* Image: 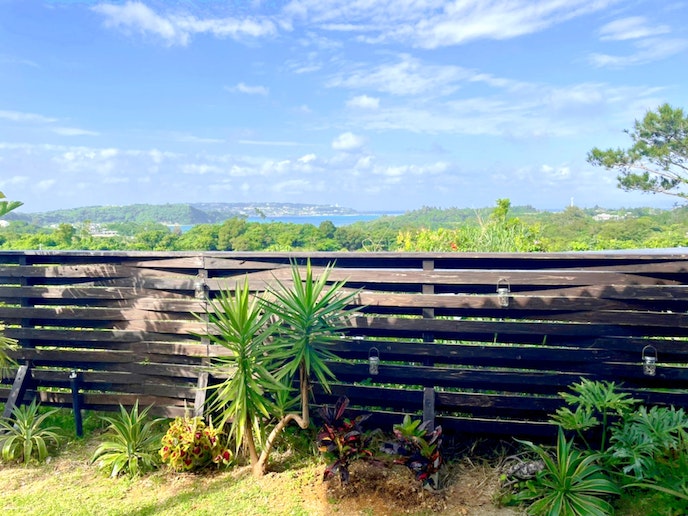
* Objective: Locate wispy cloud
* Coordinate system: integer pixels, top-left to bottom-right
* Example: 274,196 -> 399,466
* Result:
590,37 -> 688,67
590,15 -> 686,67
93,0 -> 620,50
173,133 -> 224,144
227,82 -> 270,95
328,54 -> 472,96
283,0 -> 622,48
598,16 -> 670,41
238,139 -> 301,146
346,95 -> 380,109
0,110 -> 57,123
93,1 -> 277,46
52,127 -> 100,136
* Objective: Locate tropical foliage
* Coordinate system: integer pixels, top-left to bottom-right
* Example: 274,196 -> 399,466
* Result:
514,429 -> 620,516
0,400 -> 62,464
317,396 -> 372,483
382,415 -> 443,487
203,260 -> 360,476
159,416 -> 232,471
90,402 -> 164,477
203,277 -> 284,472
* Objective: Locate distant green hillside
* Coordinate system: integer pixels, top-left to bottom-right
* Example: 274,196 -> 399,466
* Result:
5,202 -> 359,226
7,203 -> 213,225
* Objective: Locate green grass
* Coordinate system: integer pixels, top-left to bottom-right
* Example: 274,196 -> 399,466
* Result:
0,435 -> 322,515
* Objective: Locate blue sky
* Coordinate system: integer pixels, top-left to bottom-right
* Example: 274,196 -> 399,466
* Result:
1,0 -> 687,213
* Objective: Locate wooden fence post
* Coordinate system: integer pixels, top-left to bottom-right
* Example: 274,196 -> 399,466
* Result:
193,257 -> 210,418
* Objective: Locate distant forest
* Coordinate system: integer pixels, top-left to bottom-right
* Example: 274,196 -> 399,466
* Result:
1,200 -> 687,252
5,202 -> 357,226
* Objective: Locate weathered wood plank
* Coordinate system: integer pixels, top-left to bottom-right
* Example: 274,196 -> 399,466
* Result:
0,264 -> 131,279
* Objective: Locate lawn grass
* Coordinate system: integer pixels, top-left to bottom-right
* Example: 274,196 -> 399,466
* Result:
0,434 -> 324,516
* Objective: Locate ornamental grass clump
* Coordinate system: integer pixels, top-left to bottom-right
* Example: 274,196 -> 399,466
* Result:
160,416 -> 232,471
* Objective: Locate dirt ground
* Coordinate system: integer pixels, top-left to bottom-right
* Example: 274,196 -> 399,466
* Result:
306,458 -> 522,516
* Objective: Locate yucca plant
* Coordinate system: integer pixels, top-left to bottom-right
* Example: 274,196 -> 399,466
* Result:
0,400 -> 62,464
203,278 -> 285,473
90,401 -> 164,477
515,429 -> 620,516
0,333 -> 17,379
262,259 -> 361,425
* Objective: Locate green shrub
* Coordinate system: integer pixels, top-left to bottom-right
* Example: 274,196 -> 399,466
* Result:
317,396 -> 371,483
382,415 -> 443,487
90,401 -> 164,477
514,429 -> 620,516
0,400 -> 62,464
159,416 -> 232,471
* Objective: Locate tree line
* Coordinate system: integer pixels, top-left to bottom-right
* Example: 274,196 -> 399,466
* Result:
2,200 -> 688,252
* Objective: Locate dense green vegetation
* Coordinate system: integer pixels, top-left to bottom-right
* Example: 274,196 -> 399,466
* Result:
2,199 -> 687,252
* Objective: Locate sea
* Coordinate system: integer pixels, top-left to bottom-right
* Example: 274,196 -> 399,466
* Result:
171,212 -> 402,232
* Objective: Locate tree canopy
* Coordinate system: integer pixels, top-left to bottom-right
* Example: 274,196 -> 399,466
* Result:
587,104 -> 688,199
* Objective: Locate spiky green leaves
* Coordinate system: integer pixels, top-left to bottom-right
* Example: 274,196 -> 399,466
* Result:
262,259 -> 361,394
90,401 -> 164,477
0,400 -> 62,465
516,430 -> 620,516
204,278 -> 286,454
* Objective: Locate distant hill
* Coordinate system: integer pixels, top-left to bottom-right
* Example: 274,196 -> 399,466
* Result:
5,202 -> 359,226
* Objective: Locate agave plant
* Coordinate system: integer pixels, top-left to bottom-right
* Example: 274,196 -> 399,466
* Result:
515,429 -> 620,516
0,399 -> 62,464
90,401 -> 164,477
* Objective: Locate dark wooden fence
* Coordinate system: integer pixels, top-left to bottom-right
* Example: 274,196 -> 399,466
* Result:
1,250 -> 688,439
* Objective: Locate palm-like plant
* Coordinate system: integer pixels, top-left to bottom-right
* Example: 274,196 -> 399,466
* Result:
516,429 -> 620,516
262,259 -> 361,425
0,333 -> 17,379
0,400 -> 62,464
90,401 -> 164,477
205,278 -> 285,468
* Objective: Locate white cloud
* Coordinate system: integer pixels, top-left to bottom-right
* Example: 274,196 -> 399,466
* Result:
332,132 -> 365,151
173,133 -> 224,144
238,139 -> 301,146
0,110 -> 57,123
93,1 -> 276,46
36,179 -> 56,191
599,17 -> 670,41
346,95 -> 380,109
52,127 -> 100,136
590,37 -> 688,67
283,0 -> 621,49
228,82 -> 270,95
329,54 -> 471,96
298,153 -> 317,163
181,164 -> 223,175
